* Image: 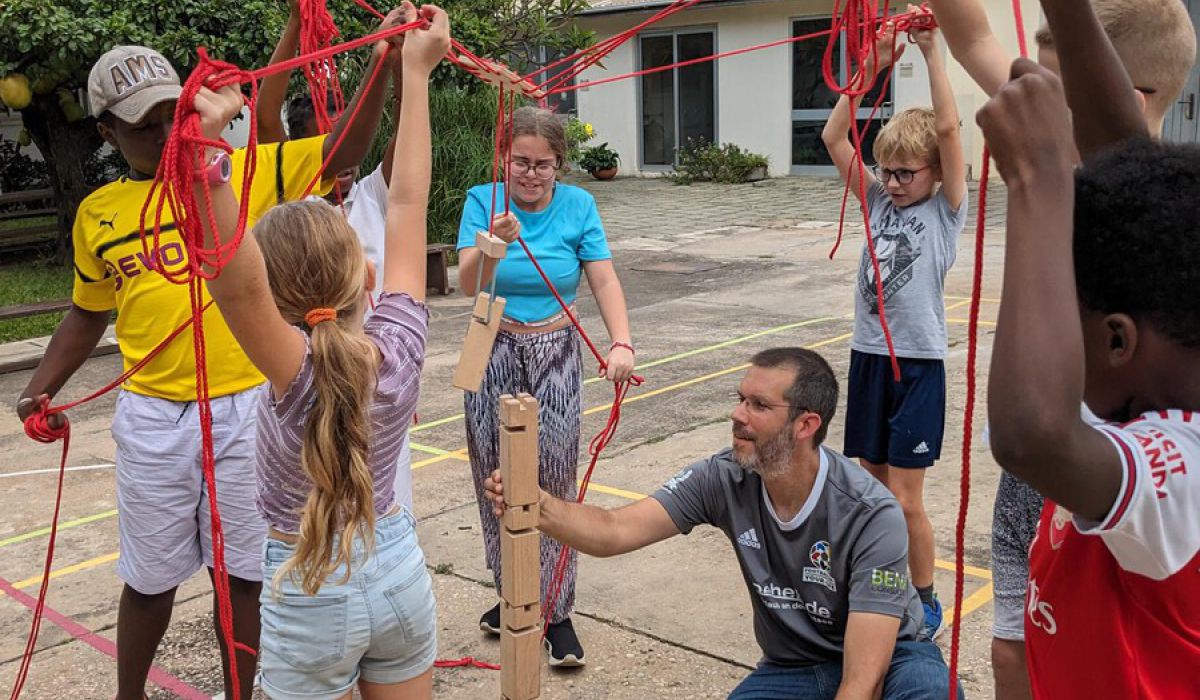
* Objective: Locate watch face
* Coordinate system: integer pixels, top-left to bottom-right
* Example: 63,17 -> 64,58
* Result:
218,154 -> 232,180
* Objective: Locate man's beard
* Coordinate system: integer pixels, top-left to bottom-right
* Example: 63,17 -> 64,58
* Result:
733,426 -> 795,477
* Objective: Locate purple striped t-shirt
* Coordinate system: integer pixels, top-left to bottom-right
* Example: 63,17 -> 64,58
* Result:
255,292 -> 428,534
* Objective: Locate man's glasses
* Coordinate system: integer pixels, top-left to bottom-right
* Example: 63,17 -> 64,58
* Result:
873,165 -> 929,185
731,391 -> 809,416
510,160 -> 559,179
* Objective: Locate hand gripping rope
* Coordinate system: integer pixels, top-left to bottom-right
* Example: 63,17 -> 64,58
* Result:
11,0 -> 1018,693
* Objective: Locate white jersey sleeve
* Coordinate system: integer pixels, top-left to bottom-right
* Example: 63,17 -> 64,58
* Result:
1075,410 -> 1200,580
344,165 -> 390,298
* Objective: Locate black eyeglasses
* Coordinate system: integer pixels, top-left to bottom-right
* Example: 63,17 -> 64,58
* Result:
732,391 -> 810,415
873,165 -> 930,185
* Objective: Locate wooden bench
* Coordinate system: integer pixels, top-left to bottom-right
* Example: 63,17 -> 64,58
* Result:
426,242 -> 455,296
0,188 -> 59,253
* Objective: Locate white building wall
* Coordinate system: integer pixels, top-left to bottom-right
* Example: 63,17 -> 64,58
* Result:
576,0 -> 1039,178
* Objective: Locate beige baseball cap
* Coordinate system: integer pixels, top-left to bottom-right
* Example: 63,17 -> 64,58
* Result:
88,46 -> 182,123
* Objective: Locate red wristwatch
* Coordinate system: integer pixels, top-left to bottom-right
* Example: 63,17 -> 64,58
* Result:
196,151 -> 232,185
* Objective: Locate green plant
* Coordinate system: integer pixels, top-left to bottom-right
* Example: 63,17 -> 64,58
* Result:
578,142 -> 619,172
564,117 -> 595,164
0,137 -> 48,192
669,139 -> 769,185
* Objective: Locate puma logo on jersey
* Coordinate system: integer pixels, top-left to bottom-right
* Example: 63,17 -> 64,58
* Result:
913,441 -> 930,455
99,215 -> 117,230
737,528 -> 761,550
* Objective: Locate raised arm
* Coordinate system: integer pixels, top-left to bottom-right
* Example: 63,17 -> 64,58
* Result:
822,24 -> 905,206
321,7 -> 408,176
380,54 -> 404,185
484,470 -> 681,557
1037,0 -> 1146,157
382,2 -> 447,301
257,0 -> 302,144
978,60 -> 1125,521
914,24 -> 966,210
193,86 -> 305,392
926,0 -> 1012,96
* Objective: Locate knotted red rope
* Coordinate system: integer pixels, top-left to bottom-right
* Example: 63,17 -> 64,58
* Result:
298,0 -> 346,133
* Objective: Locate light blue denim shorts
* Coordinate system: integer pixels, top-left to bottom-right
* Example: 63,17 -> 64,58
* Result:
259,510 -> 438,699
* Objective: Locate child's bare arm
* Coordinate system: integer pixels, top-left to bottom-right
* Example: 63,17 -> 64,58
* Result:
979,61 -> 1125,522
194,86 -> 306,391
821,25 -> 904,206
915,27 -> 966,210
383,3 -> 448,300
1038,0 -> 1147,157
258,0 -> 301,144
926,0 -> 1012,96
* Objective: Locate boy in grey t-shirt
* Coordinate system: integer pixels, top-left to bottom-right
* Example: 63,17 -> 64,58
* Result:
821,23 -> 968,640
483,348 -> 961,699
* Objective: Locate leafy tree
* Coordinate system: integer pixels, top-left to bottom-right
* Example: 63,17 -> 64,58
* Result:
0,0 -> 591,260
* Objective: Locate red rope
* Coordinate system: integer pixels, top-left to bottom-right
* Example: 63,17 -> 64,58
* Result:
434,656 -> 502,671
298,0 -> 345,133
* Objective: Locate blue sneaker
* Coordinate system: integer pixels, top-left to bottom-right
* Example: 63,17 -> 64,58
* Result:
922,595 -> 946,640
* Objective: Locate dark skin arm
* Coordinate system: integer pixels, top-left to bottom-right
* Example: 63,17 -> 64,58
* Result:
380,55 -> 403,185
1037,0 -> 1147,157
16,306 -> 112,427
257,0 -> 302,144
320,7 -> 407,176
978,60 -> 1124,521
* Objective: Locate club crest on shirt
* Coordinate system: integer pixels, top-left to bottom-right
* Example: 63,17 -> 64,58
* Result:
802,540 -> 837,592
1049,504 -> 1073,550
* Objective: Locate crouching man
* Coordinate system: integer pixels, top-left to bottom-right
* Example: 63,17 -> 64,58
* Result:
485,347 -> 963,699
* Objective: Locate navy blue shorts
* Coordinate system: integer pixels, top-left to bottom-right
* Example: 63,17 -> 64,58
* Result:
844,350 -> 946,468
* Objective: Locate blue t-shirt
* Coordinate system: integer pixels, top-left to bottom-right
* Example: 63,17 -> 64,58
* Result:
456,183 -> 612,323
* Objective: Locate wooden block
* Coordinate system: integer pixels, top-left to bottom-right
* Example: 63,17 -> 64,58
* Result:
502,502 -> 539,531
498,393 -> 538,430
452,293 -> 506,393
475,230 -> 509,259
500,530 -> 540,607
499,426 -> 539,507
500,627 -> 541,700
501,600 -> 541,631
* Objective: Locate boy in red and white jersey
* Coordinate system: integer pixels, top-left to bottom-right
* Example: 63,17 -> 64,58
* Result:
976,0 -> 1200,695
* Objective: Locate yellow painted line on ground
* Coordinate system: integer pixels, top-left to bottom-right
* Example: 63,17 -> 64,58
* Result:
945,295 -> 1001,304
583,481 -> 649,501
0,551 -> 121,598
409,442 -> 450,456
0,509 -> 120,550
943,299 -> 972,313
935,560 -> 993,581
411,316 -> 847,434
412,448 -> 469,471
945,583 -> 994,626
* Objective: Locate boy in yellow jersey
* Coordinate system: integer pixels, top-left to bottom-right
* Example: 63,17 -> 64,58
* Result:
14,30 -> 401,700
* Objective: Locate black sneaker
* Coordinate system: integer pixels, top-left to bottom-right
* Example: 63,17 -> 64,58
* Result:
544,617 -> 585,667
479,603 -> 501,636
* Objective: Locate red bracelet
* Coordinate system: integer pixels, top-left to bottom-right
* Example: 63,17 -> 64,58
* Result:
610,341 -> 635,355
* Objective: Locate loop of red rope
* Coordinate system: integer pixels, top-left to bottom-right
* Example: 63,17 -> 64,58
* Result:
299,0 -> 346,133
434,656 -> 502,671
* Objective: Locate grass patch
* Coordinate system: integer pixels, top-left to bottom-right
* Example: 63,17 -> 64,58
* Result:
0,259 -> 73,343
0,215 -> 55,232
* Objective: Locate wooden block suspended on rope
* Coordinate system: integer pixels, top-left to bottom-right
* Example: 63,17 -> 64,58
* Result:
502,502 -> 539,531
502,600 -> 541,631
499,394 -> 540,507
500,529 -> 540,607
476,230 -> 509,259
474,57 -> 547,100
500,626 -> 541,700
452,293 -> 506,393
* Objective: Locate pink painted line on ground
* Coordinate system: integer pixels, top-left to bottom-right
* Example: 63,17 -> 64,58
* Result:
0,577 -> 210,700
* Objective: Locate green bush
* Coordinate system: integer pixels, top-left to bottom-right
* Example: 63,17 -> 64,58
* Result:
564,117 -> 595,165
360,87 -> 516,245
669,139 -> 769,185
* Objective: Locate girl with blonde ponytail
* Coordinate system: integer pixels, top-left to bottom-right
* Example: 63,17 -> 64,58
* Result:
192,4 -> 450,698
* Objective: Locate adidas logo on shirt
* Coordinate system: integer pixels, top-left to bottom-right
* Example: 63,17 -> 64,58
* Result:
737,528 -> 761,550
913,441 -> 930,455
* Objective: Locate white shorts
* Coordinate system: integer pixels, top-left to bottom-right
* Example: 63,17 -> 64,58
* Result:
112,387 -> 267,594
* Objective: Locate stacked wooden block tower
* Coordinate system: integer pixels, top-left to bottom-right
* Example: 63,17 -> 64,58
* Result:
499,393 -> 541,700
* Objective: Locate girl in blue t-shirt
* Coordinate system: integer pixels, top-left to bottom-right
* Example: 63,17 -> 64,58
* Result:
457,106 -> 635,667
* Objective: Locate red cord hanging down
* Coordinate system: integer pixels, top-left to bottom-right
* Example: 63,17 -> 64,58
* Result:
298,0 -> 346,133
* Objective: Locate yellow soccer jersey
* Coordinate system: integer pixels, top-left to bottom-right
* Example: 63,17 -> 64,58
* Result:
72,135 -> 332,402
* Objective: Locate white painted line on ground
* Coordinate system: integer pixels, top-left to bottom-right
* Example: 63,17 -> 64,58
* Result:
0,463 -> 115,479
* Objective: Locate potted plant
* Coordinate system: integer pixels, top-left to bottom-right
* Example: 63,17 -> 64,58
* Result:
579,143 -> 620,180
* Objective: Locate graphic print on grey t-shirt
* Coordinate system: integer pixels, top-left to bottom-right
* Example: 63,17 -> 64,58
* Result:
651,446 -> 924,666
858,207 -> 926,316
